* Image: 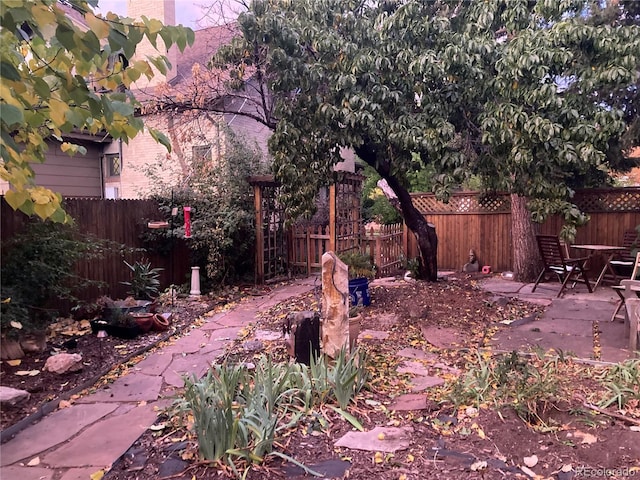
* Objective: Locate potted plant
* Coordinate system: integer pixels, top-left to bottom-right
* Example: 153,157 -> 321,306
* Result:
339,251 -> 375,307
90,297 -> 143,339
121,259 -> 163,300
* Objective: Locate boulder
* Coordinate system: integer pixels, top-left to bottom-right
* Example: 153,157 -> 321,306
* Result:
44,353 -> 83,374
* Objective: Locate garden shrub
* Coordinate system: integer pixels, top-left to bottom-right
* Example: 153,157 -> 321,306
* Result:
0,220 -> 111,336
142,128 -> 267,288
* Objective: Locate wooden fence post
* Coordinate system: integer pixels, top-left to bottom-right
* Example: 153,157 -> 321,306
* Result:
253,184 -> 264,284
329,184 -> 336,252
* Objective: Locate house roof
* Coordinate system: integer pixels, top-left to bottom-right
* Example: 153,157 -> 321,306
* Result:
171,24 -> 238,88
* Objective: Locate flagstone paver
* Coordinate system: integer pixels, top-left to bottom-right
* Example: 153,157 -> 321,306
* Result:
59,467 -> 102,480
0,403 -> 119,466
41,403 -> 158,468
334,426 -> 413,452
388,393 -> 431,411
76,372 -> 163,403
1,466 -> 54,480
163,329 -> 209,354
420,325 -> 463,349
134,351 -> 173,376
396,347 -> 438,361
163,353 -> 214,388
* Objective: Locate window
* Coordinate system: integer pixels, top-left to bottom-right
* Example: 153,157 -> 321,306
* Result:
192,144 -> 212,163
105,153 -> 121,177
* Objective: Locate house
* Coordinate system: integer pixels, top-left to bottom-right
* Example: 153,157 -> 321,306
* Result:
0,1 -> 354,200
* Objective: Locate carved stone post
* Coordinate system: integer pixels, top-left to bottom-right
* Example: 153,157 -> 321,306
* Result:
321,251 -> 349,358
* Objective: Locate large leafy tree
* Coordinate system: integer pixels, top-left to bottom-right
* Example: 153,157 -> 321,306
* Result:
149,0 -> 638,280
0,0 -> 194,221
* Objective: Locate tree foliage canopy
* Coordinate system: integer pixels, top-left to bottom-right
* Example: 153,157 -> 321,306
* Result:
219,0 -> 639,223
0,0 -> 194,221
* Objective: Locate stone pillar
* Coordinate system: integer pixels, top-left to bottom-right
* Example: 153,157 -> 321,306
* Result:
321,251 -> 349,358
190,266 -> 201,297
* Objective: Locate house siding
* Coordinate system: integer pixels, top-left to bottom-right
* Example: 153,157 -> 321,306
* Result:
0,141 -> 104,197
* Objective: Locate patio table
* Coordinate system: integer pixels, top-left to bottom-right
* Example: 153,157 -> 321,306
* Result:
570,244 -> 626,291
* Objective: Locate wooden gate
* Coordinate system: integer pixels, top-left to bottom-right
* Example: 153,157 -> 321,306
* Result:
250,173 -> 367,283
250,176 -> 288,284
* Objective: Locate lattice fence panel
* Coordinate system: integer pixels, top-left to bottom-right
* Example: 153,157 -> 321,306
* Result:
411,192 -> 511,214
573,188 -> 640,212
411,188 -> 640,214
335,173 -> 365,254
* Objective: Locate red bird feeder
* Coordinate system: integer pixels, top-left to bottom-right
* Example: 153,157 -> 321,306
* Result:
183,206 -> 192,238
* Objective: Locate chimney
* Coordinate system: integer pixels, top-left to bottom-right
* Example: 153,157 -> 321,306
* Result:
127,0 -> 178,88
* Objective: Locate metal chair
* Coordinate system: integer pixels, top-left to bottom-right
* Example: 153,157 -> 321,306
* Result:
532,234 -> 592,297
610,251 -> 640,322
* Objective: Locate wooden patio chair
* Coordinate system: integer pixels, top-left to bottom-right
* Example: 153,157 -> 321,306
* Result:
609,230 -> 639,281
532,234 -> 592,298
610,251 -> 640,322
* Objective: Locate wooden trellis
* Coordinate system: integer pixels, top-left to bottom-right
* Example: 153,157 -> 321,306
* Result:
250,173 -> 365,283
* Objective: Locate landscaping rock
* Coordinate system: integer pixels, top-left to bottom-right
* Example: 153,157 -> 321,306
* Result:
44,353 -> 83,374
0,386 -> 30,407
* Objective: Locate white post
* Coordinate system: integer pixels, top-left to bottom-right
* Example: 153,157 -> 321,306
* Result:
190,266 -> 201,297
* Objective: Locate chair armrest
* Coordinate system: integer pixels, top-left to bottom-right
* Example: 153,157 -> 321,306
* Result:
620,280 -> 640,298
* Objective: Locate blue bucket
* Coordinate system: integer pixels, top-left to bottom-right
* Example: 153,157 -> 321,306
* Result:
348,277 -> 371,306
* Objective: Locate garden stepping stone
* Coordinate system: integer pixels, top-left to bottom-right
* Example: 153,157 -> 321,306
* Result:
0,403 -> 119,466
358,329 -> 389,341
397,360 -> 431,376
420,325 -> 462,349
334,426 -> 412,452
388,393 -> 431,411
158,456 -> 189,478
396,347 -> 438,361
409,375 -> 445,392
76,372 -> 163,403
253,329 -> 282,341
283,458 -> 351,478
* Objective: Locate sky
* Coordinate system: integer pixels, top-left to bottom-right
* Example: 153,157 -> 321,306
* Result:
94,0 -> 241,30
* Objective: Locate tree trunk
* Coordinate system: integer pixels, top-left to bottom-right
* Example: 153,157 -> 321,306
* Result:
511,193 -> 541,282
354,145 -> 438,281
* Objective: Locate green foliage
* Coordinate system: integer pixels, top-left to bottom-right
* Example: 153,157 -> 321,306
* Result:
0,220 -> 112,335
217,0 -> 640,280
338,251 -> 375,280
449,351 -> 564,425
361,165 -> 401,225
143,129 -> 267,287
173,351 -> 369,474
121,260 -> 163,300
0,0 -> 194,222
597,360 -> 640,409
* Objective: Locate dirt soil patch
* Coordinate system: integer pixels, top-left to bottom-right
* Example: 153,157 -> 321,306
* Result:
3,275 -> 639,479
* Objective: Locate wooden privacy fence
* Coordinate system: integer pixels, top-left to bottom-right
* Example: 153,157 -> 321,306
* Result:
408,187 -> 640,273
1,197 -> 190,314
362,223 -> 408,277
